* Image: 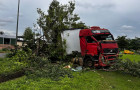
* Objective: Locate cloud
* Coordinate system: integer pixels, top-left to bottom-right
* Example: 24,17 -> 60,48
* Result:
0,1 -> 2,5
0,0 -> 140,39
0,0 -> 10,11
0,0 -> 4,5
116,25 -> 135,38
121,25 -> 134,30
0,17 -> 14,23
114,24 -> 140,38
76,1 -> 114,9
0,22 -> 6,26
75,0 -> 115,14
0,1 -> 4,10
0,17 -> 15,27
116,25 -> 134,33
113,0 -> 140,13
0,28 -> 16,36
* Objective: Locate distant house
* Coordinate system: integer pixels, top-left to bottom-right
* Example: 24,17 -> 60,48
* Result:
0,34 -> 16,49
17,36 -> 26,46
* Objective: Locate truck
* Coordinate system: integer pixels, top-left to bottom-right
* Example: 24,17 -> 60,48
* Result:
61,26 -> 119,67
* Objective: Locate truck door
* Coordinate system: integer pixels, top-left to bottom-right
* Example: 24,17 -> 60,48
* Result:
86,36 -> 98,56
80,36 -> 87,56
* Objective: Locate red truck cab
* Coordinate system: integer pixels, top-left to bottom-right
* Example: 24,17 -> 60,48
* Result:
79,26 -> 119,67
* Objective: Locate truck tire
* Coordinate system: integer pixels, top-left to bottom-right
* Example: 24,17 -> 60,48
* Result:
84,58 -> 93,68
71,57 -> 83,66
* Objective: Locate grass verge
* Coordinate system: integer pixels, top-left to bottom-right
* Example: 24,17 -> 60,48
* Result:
98,71 -> 140,90
0,71 -> 109,90
0,58 -> 27,83
1,70 -> 140,90
120,54 -> 140,62
0,58 -> 26,76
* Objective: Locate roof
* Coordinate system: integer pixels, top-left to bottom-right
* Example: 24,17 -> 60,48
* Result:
17,36 -> 24,38
79,26 -> 111,37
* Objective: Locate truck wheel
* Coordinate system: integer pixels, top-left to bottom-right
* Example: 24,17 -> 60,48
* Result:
85,58 -> 93,68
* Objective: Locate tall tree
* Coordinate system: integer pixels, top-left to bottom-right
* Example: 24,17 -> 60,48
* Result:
36,0 -> 87,59
116,36 -> 129,50
23,27 -> 34,49
37,0 -> 86,44
129,37 -> 140,51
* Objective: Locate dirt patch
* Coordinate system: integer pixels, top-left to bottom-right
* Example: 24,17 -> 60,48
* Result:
0,70 -> 25,83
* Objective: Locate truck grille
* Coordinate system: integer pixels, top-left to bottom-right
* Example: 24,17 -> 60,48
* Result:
108,60 -> 115,63
108,56 -> 116,59
103,48 -> 118,54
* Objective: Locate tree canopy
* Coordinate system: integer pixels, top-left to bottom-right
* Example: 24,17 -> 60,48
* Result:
116,36 -> 140,51
37,0 -> 87,44
22,0 -> 87,58
23,27 -> 34,49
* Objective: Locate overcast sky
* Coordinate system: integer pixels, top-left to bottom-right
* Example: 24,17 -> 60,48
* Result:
0,0 -> 140,38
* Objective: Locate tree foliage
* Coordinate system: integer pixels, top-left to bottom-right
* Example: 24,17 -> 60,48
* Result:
37,0 -> 87,44
35,0 -> 87,60
23,27 -> 34,49
116,36 -> 129,50
116,36 -> 140,51
111,59 -> 140,77
22,0 -> 87,60
129,37 -> 140,51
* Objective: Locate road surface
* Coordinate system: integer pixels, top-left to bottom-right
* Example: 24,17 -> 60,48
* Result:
0,53 -> 6,58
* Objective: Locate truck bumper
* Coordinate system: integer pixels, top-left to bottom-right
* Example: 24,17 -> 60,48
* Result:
99,54 -> 118,67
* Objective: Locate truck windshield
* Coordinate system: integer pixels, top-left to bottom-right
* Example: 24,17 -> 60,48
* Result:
93,34 -> 113,41
91,30 -> 110,33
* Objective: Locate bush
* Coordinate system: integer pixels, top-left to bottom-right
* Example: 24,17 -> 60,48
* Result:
4,47 -> 72,81
6,49 -> 16,58
2,48 -> 9,51
0,58 -> 26,77
111,59 -> 140,77
6,48 -> 33,64
0,48 -> 32,77
26,57 -> 73,81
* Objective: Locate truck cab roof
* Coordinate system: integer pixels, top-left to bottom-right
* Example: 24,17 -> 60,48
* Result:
79,26 -> 111,37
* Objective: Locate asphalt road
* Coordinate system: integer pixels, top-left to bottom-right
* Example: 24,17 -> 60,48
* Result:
0,53 -> 6,58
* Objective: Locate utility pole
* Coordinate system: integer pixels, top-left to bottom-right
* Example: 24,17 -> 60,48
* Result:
16,0 -> 20,47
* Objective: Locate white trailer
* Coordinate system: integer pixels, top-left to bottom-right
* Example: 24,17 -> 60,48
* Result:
61,29 -> 81,54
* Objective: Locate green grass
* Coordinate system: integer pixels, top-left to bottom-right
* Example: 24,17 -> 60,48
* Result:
0,58 -> 26,75
0,70 -> 140,90
0,50 -> 10,53
120,54 -> 140,62
0,53 -> 140,89
0,71 -> 109,90
98,71 -> 140,90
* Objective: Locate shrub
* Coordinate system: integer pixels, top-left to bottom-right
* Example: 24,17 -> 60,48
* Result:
7,48 -> 33,64
5,47 -> 72,81
111,59 -> 140,77
0,58 -> 26,77
26,57 -> 73,81
2,48 -> 9,51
